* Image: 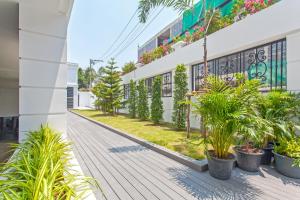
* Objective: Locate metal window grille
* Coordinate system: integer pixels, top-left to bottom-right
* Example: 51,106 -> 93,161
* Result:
145,77 -> 154,98
192,39 -> 287,91
123,84 -> 130,99
162,72 -> 172,97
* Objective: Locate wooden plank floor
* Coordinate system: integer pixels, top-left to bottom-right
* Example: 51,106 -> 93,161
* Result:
67,112 -> 300,200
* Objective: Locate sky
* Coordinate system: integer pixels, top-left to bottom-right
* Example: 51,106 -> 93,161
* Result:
67,0 -> 179,71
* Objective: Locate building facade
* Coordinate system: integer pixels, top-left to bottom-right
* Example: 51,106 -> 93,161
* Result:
67,63 -> 79,109
0,0 -> 74,142
121,0 -> 300,129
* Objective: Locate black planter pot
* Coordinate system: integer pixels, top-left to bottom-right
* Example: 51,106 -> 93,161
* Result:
261,145 -> 274,165
234,147 -> 264,172
273,151 -> 300,179
207,151 -> 236,180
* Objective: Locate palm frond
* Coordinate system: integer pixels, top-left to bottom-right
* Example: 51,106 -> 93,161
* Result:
138,0 -> 194,23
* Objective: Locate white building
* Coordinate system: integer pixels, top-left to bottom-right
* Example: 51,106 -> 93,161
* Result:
121,0 -> 300,129
0,0 -> 74,142
67,62 -> 79,109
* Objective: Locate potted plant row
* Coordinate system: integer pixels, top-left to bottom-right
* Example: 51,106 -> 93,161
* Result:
194,76 -> 300,180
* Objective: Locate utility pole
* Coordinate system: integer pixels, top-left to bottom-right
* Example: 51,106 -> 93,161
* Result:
89,59 -> 103,90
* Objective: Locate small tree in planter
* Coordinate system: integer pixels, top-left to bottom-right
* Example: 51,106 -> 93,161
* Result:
172,64 -> 188,130
151,76 -> 164,124
128,80 -> 137,118
193,76 -> 263,180
137,79 -> 149,120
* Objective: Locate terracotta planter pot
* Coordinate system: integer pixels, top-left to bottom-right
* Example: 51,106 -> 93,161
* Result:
207,151 -> 235,180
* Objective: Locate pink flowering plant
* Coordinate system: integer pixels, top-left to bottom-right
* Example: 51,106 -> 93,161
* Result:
245,0 -> 272,14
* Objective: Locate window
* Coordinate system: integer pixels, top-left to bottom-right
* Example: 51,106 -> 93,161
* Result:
67,87 -> 74,109
123,84 -> 130,99
162,72 -> 172,97
145,77 -> 154,97
192,39 -> 287,91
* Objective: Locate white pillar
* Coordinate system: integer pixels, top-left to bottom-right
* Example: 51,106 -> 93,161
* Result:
18,0 -> 73,142
287,30 -> 300,92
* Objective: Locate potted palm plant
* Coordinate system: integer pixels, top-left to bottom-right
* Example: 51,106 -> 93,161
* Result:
258,91 -> 300,165
273,136 -> 300,179
194,77 -> 261,179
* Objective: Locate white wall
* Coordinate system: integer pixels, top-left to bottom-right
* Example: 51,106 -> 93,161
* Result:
121,0 -> 300,129
78,92 -> 95,108
19,0 -> 74,141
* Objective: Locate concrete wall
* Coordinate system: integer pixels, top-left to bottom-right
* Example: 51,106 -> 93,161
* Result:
19,0 -> 74,141
121,0 -> 300,128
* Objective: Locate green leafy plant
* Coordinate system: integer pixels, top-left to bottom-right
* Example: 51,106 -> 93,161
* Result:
0,126 -> 97,199
128,80 -> 137,118
193,76 -> 262,158
172,64 -> 188,129
258,90 -> 300,146
151,76 -> 164,124
274,136 -> 300,168
122,61 -> 136,75
137,79 -> 149,120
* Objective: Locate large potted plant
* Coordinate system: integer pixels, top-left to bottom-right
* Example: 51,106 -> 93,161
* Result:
258,91 -> 300,165
194,77 -> 261,180
273,136 -> 300,179
231,78 -> 268,172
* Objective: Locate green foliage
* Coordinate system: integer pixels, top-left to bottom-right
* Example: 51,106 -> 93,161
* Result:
78,67 -> 87,89
151,76 -> 164,124
122,62 -> 136,75
0,126 -> 96,199
128,80 -> 137,118
193,76 -> 263,158
137,79 -> 149,120
93,58 -> 122,115
258,91 -> 300,143
84,67 -> 97,88
274,136 -> 300,168
172,64 -> 188,129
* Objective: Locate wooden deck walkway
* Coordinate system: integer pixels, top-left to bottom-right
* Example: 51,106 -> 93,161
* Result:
67,112 -> 300,200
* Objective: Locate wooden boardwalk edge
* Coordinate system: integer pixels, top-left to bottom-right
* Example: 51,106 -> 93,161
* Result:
70,110 -> 208,172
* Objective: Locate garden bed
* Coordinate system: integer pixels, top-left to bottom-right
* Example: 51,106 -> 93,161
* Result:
72,110 -> 205,160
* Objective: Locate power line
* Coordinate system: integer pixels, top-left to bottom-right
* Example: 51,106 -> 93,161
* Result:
114,7 -> 165,59
103,22 -> 142,60
103,7 -> 159,61
101,8 -> 138,59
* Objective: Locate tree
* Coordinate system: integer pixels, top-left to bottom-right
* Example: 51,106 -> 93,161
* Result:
151,76 -> 163,124
128,80 -> 137,118
137,79 -> 149,120
84,67 -> 97,88
78,67 -> 87,89
95,58 -> 122,115
122,62 -> 136,75
172,64 -> 188,130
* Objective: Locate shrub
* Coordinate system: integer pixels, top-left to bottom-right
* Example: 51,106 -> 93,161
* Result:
128,80 -> 137,118
122,62 -> 136,75
151,76 -> 164,124
172,64 -> 188,129
275,136 -> 300,167
137,79 -> 149,120
0,126 -> 96,199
